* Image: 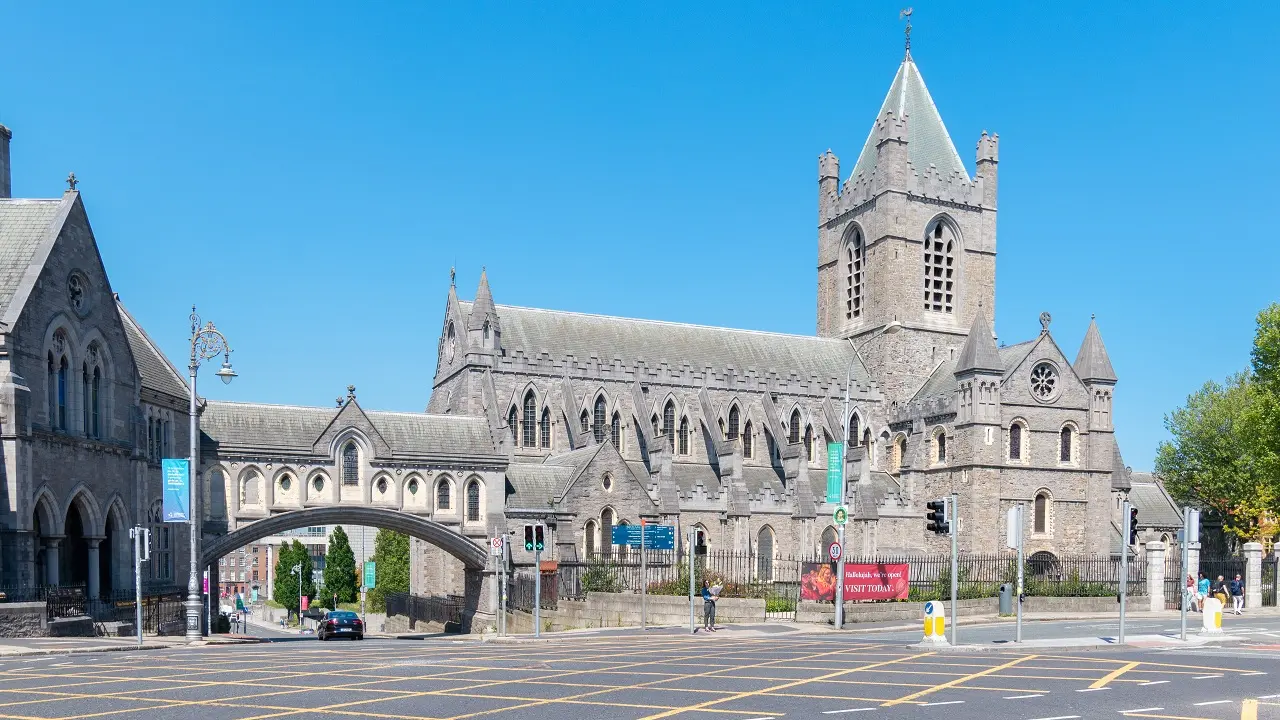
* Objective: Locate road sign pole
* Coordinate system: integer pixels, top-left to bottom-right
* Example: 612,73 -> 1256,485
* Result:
131,526 -> 144,647
950,494 -> 958,646
836,367 -> 851,630
533,538 -> 542,639
1016,504 -> 1024,644
688,528 -> 695,634
641,521 -> 647,631
1120,500 -> 1131,644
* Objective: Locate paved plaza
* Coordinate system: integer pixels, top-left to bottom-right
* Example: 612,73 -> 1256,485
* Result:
0,628 -> 1275,720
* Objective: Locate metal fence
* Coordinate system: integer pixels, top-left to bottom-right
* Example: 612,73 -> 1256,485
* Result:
0,584 -> 187,630
385,592 -> 464,627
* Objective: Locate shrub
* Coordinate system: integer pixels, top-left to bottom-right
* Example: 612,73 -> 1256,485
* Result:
582,562 -> 623,594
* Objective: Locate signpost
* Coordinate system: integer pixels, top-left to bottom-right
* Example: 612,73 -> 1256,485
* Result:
1006,504 -> 1024,642
161,459 -> 191,522
128,526 -> 150,647
825,443 -> 844,504
611,524 -> 676,630
828,542 -> 842,562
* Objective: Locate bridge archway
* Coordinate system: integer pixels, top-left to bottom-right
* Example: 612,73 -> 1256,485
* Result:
201,506 -> 488,569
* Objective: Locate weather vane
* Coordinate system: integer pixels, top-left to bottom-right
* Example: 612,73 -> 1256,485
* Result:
900,7 -> 913,58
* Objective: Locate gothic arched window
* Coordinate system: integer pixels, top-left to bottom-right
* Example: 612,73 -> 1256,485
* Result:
436,479 -> 451,510
847,228 -> 865,320
757,526 -> 775,580
848,414 -> 860,446
610,411 -> 621,448
91,366 -> 101,438
934,428 -> 947,464
662,400 -> 675,438
539,408 -> 551,449
523,391 -> 537,447
47,353 -> 56,428
1009,422 -> 1024,461
789,409 -> 801,444
677,417 -> 690,455
584,520 -> 597,556
804,425 -> 814,462
727,405 -> 740,441
57,356 -> 68,431
743,421 -> 754,458
507,407 -> 518,445
81,363 -> 90,436
466,480 -> 481,522
342,442 -> 359,485
924,220 -> 956,314
601,508 -> 615,558
580,409 -> 590,434
593,396 -> 607,444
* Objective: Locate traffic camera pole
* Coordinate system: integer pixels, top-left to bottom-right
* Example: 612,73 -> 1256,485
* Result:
1119,500 -> 1131,644
950,493 -> 958,646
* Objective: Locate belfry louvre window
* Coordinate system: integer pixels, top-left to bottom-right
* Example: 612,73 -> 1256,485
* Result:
923,221 -> 955,313
847,231 -> 865,319
342,443 -> 359,485
523,391 -> 537,447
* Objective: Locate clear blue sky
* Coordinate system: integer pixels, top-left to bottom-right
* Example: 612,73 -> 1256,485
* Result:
2,2 -> 1276,471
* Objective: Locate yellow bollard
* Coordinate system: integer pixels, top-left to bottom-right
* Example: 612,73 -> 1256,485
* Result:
920,601 -> 949,646
1200,597 -> 1224,635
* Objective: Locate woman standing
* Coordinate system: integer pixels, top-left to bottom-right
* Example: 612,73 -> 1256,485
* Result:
701,580 -> 718,632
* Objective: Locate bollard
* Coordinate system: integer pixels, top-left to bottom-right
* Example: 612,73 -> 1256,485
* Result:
921,601 -> 950,646
1200,596 -> 1224,635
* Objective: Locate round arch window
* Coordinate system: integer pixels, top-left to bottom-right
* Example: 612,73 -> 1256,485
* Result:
312,476 -> 324,493
408,479 -> 419,495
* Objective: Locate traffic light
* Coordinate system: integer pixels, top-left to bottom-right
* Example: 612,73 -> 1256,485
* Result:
1129,507 -> 1139,545
534,525 -> 545,552
523,524 -> 534,552
926,499 -> 949,535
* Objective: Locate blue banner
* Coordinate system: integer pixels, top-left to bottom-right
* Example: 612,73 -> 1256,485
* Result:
610,524 -> 676,550
162,459 -> 190,522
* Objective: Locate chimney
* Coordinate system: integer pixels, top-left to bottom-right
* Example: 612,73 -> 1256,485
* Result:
0,124 -> 10,199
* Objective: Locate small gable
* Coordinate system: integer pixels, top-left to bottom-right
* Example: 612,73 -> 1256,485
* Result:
312,392 -> 392,458
1000,333 -> 1090,409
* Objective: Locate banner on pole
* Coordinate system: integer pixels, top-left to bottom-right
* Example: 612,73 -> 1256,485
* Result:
363,561 -> 376,590
800,562 -> 910,601
161,459 -> 190,522
825,442 -> 844,504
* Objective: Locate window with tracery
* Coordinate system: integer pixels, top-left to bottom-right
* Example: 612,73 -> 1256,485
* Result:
847,230 -> 865,319
436,479 -> 450,510
466,480 -> 481,521
342,443 -> 359,485
507,407 -> 518,444
523,391 -> 537,447
923,220 -> 955,313
1030,363 -> 1058,401
610,412 -> 620,448
581,410 -> 590,434
662,400 -> 675,438
848,414 -> 860,446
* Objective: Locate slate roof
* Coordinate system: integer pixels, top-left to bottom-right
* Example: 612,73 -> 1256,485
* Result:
911,340 -> 1035,401
201,400 -> 500,461
1074,317 -> 1117,383
505,464 -> 573,509
0,198 -> 63,320
117,300 -> 189,400
1129,474 -> 1183,528
462,302 -> 867,385
850,58 -> 969,182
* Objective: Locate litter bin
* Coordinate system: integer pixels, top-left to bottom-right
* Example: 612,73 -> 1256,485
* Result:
999,583 -> 1013,615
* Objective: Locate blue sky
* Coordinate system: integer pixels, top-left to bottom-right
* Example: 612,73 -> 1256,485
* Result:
2,2 -> 1276,470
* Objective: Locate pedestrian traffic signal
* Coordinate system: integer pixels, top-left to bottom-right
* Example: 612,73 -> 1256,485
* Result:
1129,507 -> 1139,545
926,499 -> 949,535
523,524 -> 534,552
534,525 -> 545,552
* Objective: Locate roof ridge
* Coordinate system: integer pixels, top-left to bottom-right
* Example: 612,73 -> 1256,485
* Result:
206,399 -> 337,412
0,198 -> 62,204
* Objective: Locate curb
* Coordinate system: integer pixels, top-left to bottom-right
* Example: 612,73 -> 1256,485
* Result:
0,643 -> 171,658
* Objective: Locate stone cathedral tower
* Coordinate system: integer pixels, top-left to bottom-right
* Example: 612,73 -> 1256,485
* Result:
816,44 -> 999,405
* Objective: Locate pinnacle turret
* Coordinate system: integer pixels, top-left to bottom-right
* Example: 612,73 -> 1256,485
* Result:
954,310 -> 1002,375
468,267 -> 498,331
1074,316 -> 1116,383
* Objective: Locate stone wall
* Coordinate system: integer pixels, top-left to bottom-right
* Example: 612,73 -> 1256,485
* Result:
503,592 -> 765,633
0,602 -> 47,637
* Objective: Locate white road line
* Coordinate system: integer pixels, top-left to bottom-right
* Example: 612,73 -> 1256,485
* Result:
1243,672 -> 1268,676
1003,694 -> 1045,699
1258,694 -> 1280,699
1140,680 -> 1170,686
822,710 -> 875,715
740,717 -> 776,720
1076,687 -> 1110,692
920,701 -> 965,706
1193,674 -> 1222,679
1194,700 -> 1233,706
1028,716 -> 1080,720
1118,709 -> 1162,715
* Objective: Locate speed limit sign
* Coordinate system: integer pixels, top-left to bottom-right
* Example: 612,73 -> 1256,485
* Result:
828,542 -> 842,561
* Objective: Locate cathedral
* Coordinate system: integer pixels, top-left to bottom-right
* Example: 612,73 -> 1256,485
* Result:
424,43 -> 1134,571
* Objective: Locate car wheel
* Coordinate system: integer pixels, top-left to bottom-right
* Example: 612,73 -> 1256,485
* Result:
355,635 -> 363,641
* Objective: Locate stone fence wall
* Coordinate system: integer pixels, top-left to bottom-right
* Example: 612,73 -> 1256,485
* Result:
0,603 -> 46,637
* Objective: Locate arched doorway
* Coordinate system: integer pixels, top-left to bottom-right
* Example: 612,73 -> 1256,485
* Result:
32,507 -> 46,586
101,509 -> 121,596
63,502 -> 89,587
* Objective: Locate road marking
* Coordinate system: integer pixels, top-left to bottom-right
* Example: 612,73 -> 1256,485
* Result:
920,700 -> 964,706
740,717 -> 776,720
1090,661 -> 1141,689
1242,672 -> 1267,676
1193,675 -> 1222,679
1257,693 -> 1280,699
1004,694 -> 1045,699
1194,700 -> 1232,706
1027,716 -> 1080,720
821,709 -> 875,715
881,653 -> 1038,707
1119,709 -> 1163,714
1243,699 -> 1258,720
1141,680 -> 1170,686
1076,687 -> 1110,692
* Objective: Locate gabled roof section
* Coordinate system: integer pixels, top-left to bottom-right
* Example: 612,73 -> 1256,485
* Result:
0,196 -> 71,323
468,268 -> 497,331
1074,317 -> 1117,383
117,299 -> 189,400
850,58 -> 968,182
911,340 -> 1035,401
462,302 -> 868,386
954,310 -> 1002,375
312,393 -> 392,457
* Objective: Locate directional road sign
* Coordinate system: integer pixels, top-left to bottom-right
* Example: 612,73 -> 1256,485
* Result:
611,524 -> 676,550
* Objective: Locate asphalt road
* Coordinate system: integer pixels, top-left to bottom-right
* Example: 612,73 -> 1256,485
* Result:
0,630 -> 1275,720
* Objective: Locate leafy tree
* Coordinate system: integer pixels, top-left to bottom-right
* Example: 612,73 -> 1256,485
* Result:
1157,304 -> 1280,544
366,529 -> 409,612
272,540 -> 317,616
320,526 -> 358,608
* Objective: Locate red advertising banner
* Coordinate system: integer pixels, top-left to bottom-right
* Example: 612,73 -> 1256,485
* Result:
800,562 -> 910,601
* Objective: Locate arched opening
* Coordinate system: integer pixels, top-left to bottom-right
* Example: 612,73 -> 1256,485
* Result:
1029,551 -> 1060,579
757,526 -> 775,581
678,417 -> 690,455
435,477 -> 452,511
101,507 -> 121,596
1034,491 -> 1049,533
848,414 -> 860,446
846,228 -> 865,320
601,508 -> 616,559
1059,426 -> 1074,463
609,411 -> 621,449
727,405 -> 740,441
743,421 -> 754,458
662,400 -> 675,439
593,396 -> 607,444
63,501 -> 89,587
465,479 -> 481,522
507,407 -> 518,445
32,505 -> 49,585
924,219 -> 956,314
820,526 -> 838,556
540,408 -> 552,449
584,519 -> 597,556
523,391 -> 538,447
789,409 -> 801,444
1009,422 -> 1024,461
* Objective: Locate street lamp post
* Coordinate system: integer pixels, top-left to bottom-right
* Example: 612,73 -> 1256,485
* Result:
185,306 -> 237,642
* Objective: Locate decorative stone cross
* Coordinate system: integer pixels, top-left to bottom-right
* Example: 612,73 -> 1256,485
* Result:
347,384 -> 356,399
66,172 -> 78,191
1040,312 -> 1052,335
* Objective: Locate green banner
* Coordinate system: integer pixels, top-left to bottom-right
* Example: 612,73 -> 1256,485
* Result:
826,442 -> 844,504
363,561 -> 376,590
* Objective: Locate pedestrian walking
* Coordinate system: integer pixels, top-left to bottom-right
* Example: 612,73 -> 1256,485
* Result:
701,580 -> 718,632
1230,574 -> 1245,614
1185,574 -> 1197,612
1196,572 -> 1210,612
1215,575 -> 1229,607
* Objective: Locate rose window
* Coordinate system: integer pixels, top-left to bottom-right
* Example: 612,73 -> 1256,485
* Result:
1030,363 -> 1058,400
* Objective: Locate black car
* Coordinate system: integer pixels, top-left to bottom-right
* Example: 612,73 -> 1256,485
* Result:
317,610 -> 364,641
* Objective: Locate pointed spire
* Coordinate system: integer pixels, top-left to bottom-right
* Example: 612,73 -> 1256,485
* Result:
955,310 -> 1002,375
848,45 -> 968,182
1074,315 -> 1117,383
468,267 -> 498,331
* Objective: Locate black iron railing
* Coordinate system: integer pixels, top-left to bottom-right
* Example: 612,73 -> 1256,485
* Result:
385,592 -> 463,627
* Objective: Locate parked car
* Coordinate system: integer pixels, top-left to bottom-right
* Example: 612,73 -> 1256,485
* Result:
317,610 -> 364,641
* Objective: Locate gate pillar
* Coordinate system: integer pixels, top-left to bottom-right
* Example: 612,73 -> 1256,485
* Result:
462,567 -> 497,634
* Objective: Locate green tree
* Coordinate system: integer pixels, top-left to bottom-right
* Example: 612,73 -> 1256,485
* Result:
320,526 -> 357,609
366,529 -> 409,612
1157,304 -> 1280,544
272,540 -> 317,616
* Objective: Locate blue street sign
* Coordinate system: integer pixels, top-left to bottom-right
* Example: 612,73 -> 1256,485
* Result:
610,524 -> 676,550
161,459 -> 190,522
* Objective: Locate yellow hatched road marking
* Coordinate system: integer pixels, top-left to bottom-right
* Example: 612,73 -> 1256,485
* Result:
1242,698 -> 1258,720
1090,661 -> 1141,689
881,654 -> 1037,706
